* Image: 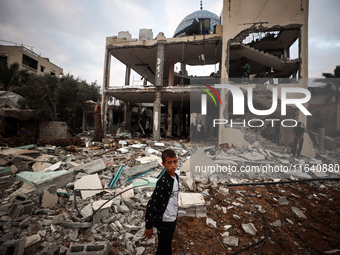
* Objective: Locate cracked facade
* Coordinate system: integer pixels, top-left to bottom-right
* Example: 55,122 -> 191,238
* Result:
101,0 -> 309,146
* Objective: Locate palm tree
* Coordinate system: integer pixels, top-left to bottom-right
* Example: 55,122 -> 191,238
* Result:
316,65 -> 340,103
0,60 -> 30,91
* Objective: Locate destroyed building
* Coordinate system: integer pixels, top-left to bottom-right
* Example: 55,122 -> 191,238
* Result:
101,0 -> 309,149
1,1 -> 339,255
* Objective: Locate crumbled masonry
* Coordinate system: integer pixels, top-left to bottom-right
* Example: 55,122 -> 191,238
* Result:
0,128 -> 339,255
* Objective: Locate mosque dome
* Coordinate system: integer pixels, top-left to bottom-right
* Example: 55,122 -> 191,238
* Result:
173,9 -> 221,37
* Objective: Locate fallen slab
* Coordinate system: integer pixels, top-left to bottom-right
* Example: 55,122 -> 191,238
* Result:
71,158 -> 106,174
74,173 -> 103,199
16,170 -> 74,193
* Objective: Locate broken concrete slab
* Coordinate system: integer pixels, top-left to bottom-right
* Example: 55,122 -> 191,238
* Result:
41,185 -> 58,208
145,147 -> 162,157
132,177 -> 158,188
179,193 -> 205,208
80,204 -> 93,218
154,142 -> 165,147
116,184 -> 134,198
301,133 -> 316,159
239,151 -> 266,161
196,206 -> 207,217
32,162 -> 52,172
122,161 -> 159,177
2,239 -> 26,255
16,170 -> 73,191
181,171 -> 195,191
117,148 -> 129,154
25,234 -> 41,248
66,242 -> 109,255
74,173 -> 103,199
279,197 -> 289,206
189,148 -> 215,178
271,219 -> 282,227
71,158 -> 107,174
180,158 -> 191,171
291,207 -> 307,219
242,223 -> 257,235
135,155 -> 162,165
223,236 -> 239,247
92,200 -> 114,210
1,148 -> 40,157
219,128 -> 249,147
206,217 -> 217,228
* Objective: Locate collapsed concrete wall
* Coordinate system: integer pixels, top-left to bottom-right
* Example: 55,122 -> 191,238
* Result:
39,121 -> 68,139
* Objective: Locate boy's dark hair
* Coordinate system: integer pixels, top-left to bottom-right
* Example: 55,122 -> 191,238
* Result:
161,149 -> 176,162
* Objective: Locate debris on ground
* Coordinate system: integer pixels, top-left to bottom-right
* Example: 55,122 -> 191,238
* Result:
0,128 -> 339,255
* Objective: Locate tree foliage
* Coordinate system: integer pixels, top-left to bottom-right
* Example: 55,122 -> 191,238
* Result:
56,74 -> 101,130
14,71 -> 101,131
0,60 -> 29,91
18,74 -> 59,120
314,65 -> 340,103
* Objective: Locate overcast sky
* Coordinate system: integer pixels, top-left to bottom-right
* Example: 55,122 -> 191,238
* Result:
0,0 -> 339,87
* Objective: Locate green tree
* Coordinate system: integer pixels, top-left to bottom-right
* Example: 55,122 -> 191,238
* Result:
56,74 -> 101,131
16,72 -> 101,131
315,65 -> 340,103
0,60 -> 29,91
18,73 -> 59,120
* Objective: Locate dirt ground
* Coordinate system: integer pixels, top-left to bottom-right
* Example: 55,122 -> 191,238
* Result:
143,181 -> 340,255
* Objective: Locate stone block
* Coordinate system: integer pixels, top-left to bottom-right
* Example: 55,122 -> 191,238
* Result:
178,193 -> 205,208
279,197 -> 289,206
41,185 -> 58,208
25,234 -> 41,248
206,217 -> 217,228
2,239 -> 26,255
291,207 -> 307,219
223,236 -> 239,247
74,174 -> 103,200
118,31 -> 132,40
139,29 -> 153,41
16,170 -> 74,193
66,242 -> 109,255
242,223 -> 257,235
72,159 -> 106,174
9,199 -> 34,219
196,206 -> 207,218
40,242 -> 59,255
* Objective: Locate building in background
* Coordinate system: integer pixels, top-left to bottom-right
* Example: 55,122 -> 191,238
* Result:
0,45 -> 63,77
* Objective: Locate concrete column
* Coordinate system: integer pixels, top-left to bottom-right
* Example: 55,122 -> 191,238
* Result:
101,93 -> 109,136
124,102 -> 132,132
108,108 -> 113,133
167,100 -> 173,138
300,0 -> 309,78
101,46 -> 111,135
153,91 -> 161,141
125,66 -> 131,86
180,63 -> 186,85
283,48 -> 289,59
319,128 -> 325,152
177,108 -> 182,137
168,63 -> 174,87
155,43 -> 165,87
102,47 -> 111,90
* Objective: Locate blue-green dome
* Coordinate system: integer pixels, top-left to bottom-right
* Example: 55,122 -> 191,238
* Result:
174,10 -> 220,37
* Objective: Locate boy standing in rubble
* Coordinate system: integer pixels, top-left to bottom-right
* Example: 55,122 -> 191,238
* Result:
144,149 -> 179,255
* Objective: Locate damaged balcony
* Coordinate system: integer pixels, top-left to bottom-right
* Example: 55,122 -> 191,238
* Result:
228,26 -> 302,79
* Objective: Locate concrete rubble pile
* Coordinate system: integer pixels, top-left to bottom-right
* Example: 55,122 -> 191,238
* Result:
0,128 -> 338,254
